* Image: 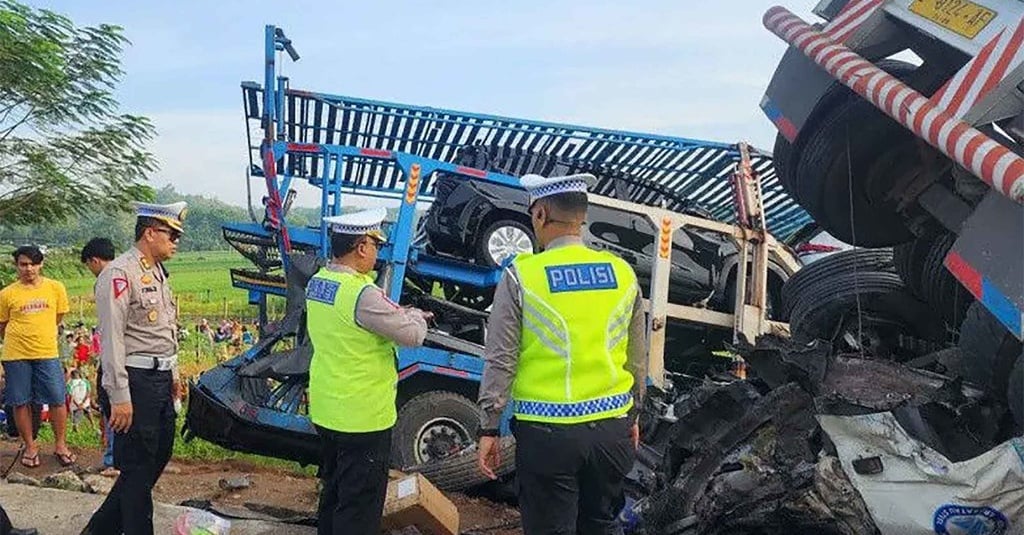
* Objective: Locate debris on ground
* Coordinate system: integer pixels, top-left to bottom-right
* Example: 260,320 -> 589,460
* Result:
383,472 -> 460,535
0,445 -> 521,534
219,474 -> 252,491
6,473 -> 39,487
81,474 -> 114,495
41,470 -> 90,493
627,335 -> 1022,535
174,509 -> 232,535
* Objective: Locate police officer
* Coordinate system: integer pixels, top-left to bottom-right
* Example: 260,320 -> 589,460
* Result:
81,202 -> 186,535
307,208 -> 432,535
477,174 -> 648,534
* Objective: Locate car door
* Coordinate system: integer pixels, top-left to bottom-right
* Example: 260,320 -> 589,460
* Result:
584,205 -> 714,305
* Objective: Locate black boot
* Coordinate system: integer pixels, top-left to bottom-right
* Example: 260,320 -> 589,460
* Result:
11,528 -> 38,535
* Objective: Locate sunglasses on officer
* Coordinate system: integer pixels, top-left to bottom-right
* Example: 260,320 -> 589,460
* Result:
151,226 -> 182,243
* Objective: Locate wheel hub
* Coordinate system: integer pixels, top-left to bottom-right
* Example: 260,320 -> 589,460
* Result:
415,417 -> 472,464
487,225 -> 532,265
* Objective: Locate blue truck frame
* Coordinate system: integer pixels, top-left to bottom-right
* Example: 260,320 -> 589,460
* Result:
209,26 -> 809,456
233,26 -> 565,439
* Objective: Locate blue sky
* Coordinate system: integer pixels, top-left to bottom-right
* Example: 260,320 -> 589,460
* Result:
34,0 -> 818,207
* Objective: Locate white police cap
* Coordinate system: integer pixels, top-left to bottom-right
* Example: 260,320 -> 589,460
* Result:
520,173 -> 597,205
323,207 -> 387,240
135,201 -> 188,232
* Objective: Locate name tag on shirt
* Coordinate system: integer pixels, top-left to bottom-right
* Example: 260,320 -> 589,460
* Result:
545,263 -> 618,293
306,278 -> 340,304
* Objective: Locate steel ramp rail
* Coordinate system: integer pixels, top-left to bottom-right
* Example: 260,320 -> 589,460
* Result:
241,83 -> 813,239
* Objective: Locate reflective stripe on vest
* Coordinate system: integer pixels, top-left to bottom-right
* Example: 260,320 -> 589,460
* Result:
306,268 -> 398,433
512,392 -> 633,420
512,244 -> 638,424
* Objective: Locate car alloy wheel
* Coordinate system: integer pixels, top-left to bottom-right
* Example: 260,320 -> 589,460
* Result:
485,223 -> 533,266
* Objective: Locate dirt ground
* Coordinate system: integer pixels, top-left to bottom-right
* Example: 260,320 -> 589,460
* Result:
0,439 -> 522,534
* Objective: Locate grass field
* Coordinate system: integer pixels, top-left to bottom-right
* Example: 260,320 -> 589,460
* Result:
59,250 -> 283,327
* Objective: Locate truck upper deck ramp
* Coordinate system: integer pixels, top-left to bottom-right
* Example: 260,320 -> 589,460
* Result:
240,83 -> 813,240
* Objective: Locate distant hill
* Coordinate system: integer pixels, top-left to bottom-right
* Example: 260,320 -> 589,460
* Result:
0,186 -> 323,252
0,186 -> 416,253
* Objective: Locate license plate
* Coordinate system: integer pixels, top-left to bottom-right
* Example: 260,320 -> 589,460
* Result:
909,0 -> 997,39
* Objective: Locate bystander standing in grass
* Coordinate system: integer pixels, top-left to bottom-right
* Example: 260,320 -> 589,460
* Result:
0,245 -> 76,468
80,237 -> 118,477
67,368 -> 94,432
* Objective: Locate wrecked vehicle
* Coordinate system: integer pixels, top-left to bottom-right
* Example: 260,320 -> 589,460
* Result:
614,0 -> 1024,531
761,0 -> 1024,423
624,336 -> 1022,535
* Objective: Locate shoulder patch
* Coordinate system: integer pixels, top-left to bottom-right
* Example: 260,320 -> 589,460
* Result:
545,262 -> 618,293
112,278 -> 129,299
306,278 -> 340,305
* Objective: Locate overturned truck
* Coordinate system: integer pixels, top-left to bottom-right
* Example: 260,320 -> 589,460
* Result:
621,0 -> 1024,532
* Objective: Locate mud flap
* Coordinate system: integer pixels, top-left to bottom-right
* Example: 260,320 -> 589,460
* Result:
761,46 -> 843,141
945,191 -> 1024,341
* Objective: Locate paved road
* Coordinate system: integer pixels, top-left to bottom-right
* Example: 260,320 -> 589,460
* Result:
0,482 -> 316,535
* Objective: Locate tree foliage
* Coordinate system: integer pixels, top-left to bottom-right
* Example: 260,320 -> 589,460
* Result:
0,0 -> 155,225
0,186 -> 324,253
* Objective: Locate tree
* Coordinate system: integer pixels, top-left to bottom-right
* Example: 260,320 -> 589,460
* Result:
0,1 -> 155,225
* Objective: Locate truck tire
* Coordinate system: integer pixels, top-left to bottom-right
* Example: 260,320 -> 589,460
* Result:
920,233 -> 973,329
958,302 -> 1021,398
773,59 -> 918,206
895,234 -> 973,330
773,135 -> 797,195
404,436 -> 517,492
893,237 -> 932,300
794,95 -> 918,246
791,61 -> 929,246
781,248 -> 894,317
788,271 -> 944,361
392,391 -> 481,470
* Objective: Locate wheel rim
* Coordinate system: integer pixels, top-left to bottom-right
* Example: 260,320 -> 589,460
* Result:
414,417 -> 472,464
486,225 -> 532,265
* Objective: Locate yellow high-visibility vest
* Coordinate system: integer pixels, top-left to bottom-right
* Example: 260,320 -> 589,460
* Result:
512,244 -> 638,424
306,269 -> 397,432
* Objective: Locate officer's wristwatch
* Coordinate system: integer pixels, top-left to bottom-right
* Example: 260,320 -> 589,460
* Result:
476,428 -> 499,438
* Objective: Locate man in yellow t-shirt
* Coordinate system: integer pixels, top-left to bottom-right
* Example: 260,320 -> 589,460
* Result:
0,245 -> 74,469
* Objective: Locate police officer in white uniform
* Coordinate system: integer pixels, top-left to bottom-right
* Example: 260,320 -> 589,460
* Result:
81,202 -> 186,535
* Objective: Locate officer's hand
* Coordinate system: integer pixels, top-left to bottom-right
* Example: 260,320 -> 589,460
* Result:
110,402 -> 133,433
631,422 -> 640,450
477,436 -> 500,480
